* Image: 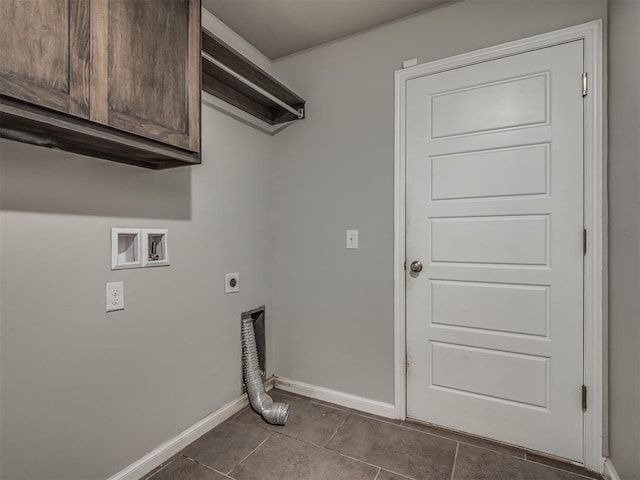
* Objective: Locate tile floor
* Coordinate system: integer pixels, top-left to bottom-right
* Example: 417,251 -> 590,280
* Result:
143,389 -> 603,480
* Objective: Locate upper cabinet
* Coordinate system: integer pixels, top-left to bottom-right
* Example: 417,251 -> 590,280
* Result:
0,0 -> 201,169
0,0 -> 91,118
91,0 -> 200,151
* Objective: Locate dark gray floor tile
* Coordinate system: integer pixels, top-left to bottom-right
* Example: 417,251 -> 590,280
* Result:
326,415 -> 457,480
376,469 -> 413,480
141,452 -> 187,480
453,444 -> 590,480
525,453 -> 603,479
401,420 -> 527,459
234,390 -> 349,446
147,456 -> 228,480
182,418 -> 271,473
309,399 -> 403,425
229,433 -> 378,480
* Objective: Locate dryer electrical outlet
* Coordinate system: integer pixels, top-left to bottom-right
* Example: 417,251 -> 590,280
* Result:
225,273 -> 240,293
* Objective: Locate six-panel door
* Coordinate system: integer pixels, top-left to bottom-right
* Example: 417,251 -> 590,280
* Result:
406,40 -> 585,461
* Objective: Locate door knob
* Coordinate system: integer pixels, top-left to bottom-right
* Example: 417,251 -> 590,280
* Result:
410,261 -> 423,273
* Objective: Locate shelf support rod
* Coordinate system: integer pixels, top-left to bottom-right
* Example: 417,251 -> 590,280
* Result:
201,51 -> 304,120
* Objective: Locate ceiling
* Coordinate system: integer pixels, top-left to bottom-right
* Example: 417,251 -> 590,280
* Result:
202,0 -> 453,59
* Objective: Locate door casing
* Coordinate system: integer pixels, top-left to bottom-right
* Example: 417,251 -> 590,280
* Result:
393,20 -> 605,472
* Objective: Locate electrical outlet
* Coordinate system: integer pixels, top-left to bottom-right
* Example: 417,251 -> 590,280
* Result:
106,281 -> 124,312
225,273 -> 240,294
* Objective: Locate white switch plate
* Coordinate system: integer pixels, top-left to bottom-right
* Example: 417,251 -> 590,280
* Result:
402,57 -> 418,68
225,273 -> 240,293
346,229 -> 359,249
106,281 -> 124,312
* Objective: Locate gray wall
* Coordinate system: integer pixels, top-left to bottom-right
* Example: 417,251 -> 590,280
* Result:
608,1 -> 640,477
271,0 -> 607,405
0,104 -> 274,479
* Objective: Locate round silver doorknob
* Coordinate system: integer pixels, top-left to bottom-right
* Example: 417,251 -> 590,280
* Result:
410,261 -> 423,273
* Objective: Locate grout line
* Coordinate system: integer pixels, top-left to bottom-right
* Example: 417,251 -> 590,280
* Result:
398,422 -> 527,461
391,421 -> 469,448
521,456 -> 602,480
339,453 -> 384,470
141,454 -> 182,480
373,467 -> 382,480
455,440 -> 524,460
351,411 -> 405,427
226,433 -> 274,475
450,442 -> 460,480
183,456 -> 236,479
308,399 -> 401,427
323,413 -> 351,447
310,399 -> 354,413
338,454 -> 416,480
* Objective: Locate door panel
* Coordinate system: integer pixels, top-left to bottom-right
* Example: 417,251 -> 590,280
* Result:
0,0 -> 90,117
431,144 -> 549,200
430,73 -> 549,138
431,342 -> 549,408
431,216 -> 549,265
406,40 -> 584,461
430,280 -> 549,336
91,0 -> 200,151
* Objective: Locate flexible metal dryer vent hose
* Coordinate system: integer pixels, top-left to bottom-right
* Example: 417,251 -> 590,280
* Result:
241,317 -> 289,425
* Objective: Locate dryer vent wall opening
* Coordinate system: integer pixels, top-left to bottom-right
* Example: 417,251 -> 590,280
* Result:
241,307 -> 266,392
241,308 -> 289,425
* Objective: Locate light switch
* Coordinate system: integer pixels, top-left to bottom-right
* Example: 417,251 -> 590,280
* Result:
346,229 -> 358,249
106,281 -> 124,312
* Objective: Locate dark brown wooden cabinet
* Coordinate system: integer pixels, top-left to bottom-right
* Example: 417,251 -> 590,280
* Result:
0,0 -> 201,169
0,0 -> 91,118
91,0 -> 200,151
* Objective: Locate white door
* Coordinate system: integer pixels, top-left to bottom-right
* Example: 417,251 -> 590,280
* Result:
406,40 -> 584,461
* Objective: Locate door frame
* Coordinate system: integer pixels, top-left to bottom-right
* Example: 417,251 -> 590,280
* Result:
393,20 -> 605,471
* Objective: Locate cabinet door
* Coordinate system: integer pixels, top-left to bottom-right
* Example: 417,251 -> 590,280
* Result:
91,0 -> 201,152
0,0 -> 90,118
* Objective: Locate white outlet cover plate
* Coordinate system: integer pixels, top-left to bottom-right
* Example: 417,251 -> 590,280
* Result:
346,229 -> 359,249
225,273 -> 240,293
106,281 -> 124,312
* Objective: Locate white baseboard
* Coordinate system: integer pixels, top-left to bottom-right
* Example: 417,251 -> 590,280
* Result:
273,376 -> 398,420
603,459 -> 622,480
107,378 -> 274,480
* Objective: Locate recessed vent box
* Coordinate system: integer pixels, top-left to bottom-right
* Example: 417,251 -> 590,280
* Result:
111,228 -> 142,270
143,229 -> 169,267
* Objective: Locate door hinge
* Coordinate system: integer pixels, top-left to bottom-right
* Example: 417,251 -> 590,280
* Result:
582,385 -> 588,411
404,261 -> 407,271
583,228 -> 587,255
582,72 -> 588,97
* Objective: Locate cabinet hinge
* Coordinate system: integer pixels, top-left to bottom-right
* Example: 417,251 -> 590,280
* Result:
583,228 -> 587,256
582,385 -> 588,411
582,72 -> 588,97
